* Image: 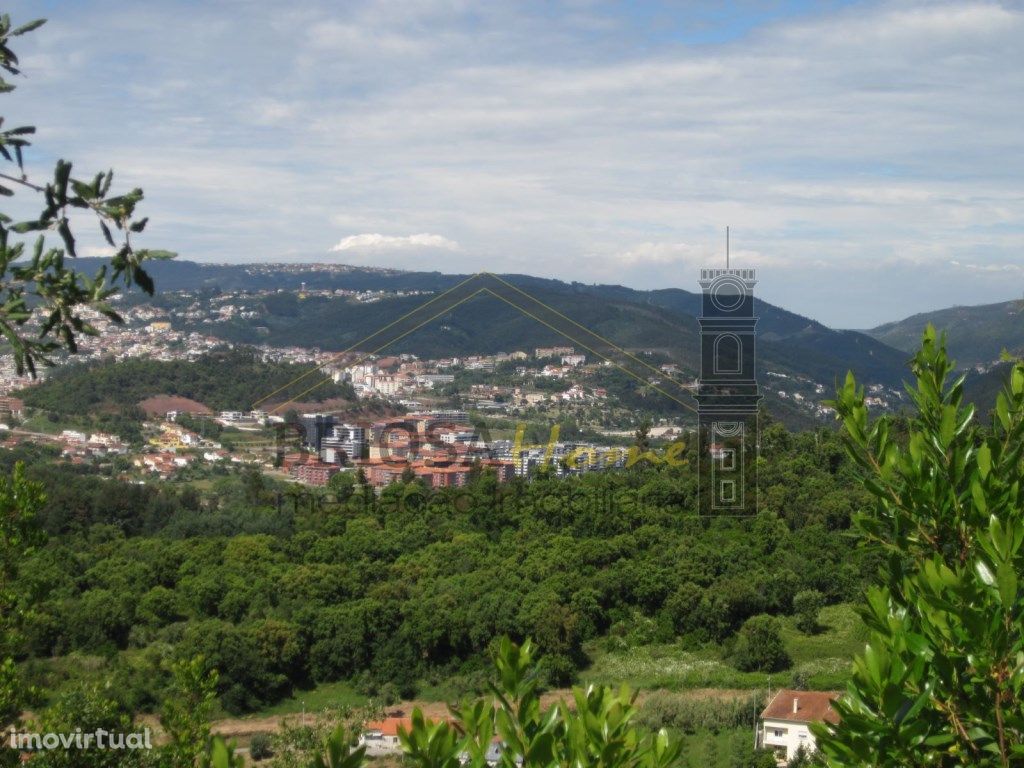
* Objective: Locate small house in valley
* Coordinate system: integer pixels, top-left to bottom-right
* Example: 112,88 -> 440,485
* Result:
757,689 -> 840,763
358,716 -> 413,756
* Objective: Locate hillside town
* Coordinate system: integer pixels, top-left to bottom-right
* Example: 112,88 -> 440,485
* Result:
0,288 -> 906,492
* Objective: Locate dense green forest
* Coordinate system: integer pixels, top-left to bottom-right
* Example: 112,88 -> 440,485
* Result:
6,421 -> 876,717
16,349 -> 355,416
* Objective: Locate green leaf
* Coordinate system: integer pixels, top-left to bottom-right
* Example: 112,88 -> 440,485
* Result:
977,442 -> 991,480
100,221 -> 114,246
996,560 -> 1017,606
11,18 -> 45,36
989,515 -> 1011,561
975,559 -> 996,587
996,393 -> 1011,429
133,266 -> 154,295
971,480 -> 988,514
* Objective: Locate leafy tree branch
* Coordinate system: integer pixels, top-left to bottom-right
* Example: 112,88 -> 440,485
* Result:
0,14 -> 170,376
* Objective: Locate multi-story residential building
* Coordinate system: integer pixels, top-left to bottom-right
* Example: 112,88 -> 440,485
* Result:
295,462 -> 342,486
354,458 -> 514,489
416,374 -> 455,388
321,423 -> 368,463
534,346 -> 575,359
301,413 -> 336,453
494,439 -> 629,477
421,410 -> 470,425
373,374 -> 404,396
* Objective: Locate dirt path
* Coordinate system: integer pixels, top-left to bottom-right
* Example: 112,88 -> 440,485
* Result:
209,687 -> 754,739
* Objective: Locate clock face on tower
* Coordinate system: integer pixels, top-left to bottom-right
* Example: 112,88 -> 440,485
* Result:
708,274 -> 746,312
699,268 -> 756,318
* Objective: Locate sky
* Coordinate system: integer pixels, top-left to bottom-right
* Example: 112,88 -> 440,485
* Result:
5,0 -> 1024,328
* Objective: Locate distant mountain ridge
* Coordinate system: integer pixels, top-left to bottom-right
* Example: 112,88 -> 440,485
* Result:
83,258 -> 911,395
867,299 -> 1024,367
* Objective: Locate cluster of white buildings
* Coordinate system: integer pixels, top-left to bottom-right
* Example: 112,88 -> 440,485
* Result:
334,346 -> 602,408
215,410 -> 272,426
491,438 -> 630,477
58,430 -> 128,460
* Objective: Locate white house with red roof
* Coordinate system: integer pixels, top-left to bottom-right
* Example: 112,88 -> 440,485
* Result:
358,716 -> 412,756
757,689 -> 840,764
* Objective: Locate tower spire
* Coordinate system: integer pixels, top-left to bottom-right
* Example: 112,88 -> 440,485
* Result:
726,226 -> 730,269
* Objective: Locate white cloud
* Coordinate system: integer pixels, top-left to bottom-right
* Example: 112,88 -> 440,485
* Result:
950,259 -> 1024,274
7,0 -> 1024,326
81,245 -> 116,258
329,233 -> 461,252
616,242 -> 791,269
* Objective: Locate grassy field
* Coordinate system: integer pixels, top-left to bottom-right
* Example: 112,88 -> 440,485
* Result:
246,681 -> 367,718
233,604 -> 863,726
582,603 -> 864,692
27,603 -> 862,731
679,727 -> 761,768
18,414 -> 66,435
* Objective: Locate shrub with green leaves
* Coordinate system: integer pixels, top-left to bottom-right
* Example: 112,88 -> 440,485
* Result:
401,637 -> 683,768
249,732 -> 273,761
729,614 -> 791,673
793,589 -> 824,635
157,656 -> 219,768
815,326 -> 1024,766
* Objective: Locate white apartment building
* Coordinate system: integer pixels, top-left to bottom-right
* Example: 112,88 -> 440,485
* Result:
321,423 -> 368,463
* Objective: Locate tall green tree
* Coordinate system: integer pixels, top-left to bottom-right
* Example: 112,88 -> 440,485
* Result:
158,656 -> 219,768
793,589 -> 824,635
729,614 -> 791,673
0,12 -> 165,757
26,685 -> 150,768
0,463 -> 44,767
0,15 -> 166,376
815,326 -> 1024,766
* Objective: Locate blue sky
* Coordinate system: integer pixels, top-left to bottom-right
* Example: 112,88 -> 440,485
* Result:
5,0 -> 1024,327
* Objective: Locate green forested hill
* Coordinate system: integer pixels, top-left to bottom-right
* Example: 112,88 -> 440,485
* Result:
84,258 -> 909,389
17,349 -> 354,415
194,288 -> 705,370
867,299 -> 1024,366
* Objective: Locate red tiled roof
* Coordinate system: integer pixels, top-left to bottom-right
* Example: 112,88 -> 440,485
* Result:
761,690 -> 841,725
364,717 -> 414,737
